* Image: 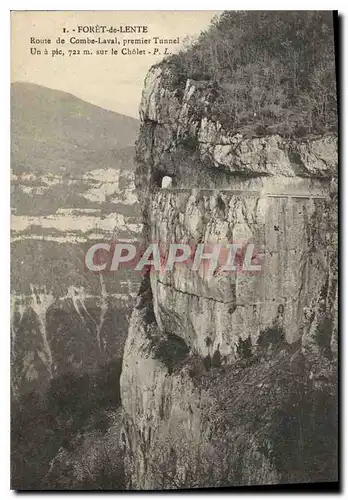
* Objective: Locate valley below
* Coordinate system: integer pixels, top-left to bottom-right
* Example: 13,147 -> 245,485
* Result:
11,82 -> 141,489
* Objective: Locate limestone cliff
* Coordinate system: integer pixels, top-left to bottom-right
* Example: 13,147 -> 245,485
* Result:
11,83 -> 141,397
120,60 -> 338,489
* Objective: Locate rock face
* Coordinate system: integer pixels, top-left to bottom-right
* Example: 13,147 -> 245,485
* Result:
11,279 -> 134,396
120,63 -> 338,489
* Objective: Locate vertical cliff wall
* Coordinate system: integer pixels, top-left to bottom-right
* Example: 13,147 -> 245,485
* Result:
120,61 -> 338,489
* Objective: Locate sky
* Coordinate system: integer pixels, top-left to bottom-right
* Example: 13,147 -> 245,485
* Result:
11,11 -> 218,118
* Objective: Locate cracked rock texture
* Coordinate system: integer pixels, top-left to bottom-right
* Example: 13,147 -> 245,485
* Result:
120,62 -> 338,489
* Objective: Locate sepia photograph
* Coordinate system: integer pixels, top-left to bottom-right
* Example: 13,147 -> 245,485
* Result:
10,9 -> 338,491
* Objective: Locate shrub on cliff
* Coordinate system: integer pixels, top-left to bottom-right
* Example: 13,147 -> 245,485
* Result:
168,11 -> 337,137
236,336 -> 253,359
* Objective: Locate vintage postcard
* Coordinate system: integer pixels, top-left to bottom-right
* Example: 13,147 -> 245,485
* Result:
11,11 -> 338,491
